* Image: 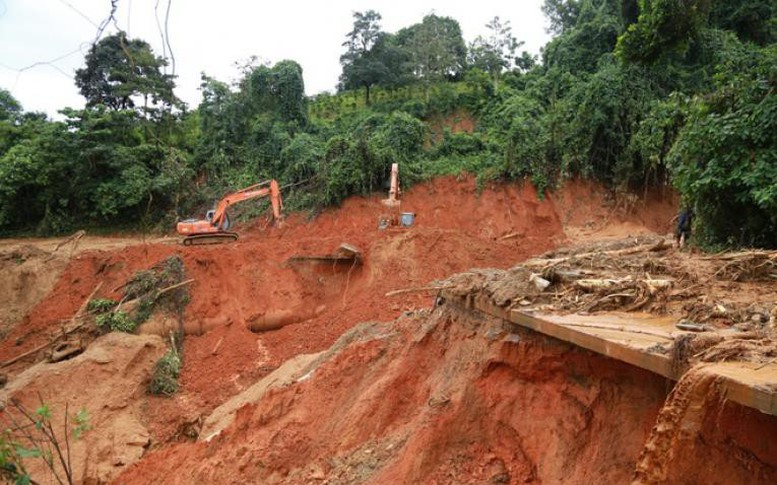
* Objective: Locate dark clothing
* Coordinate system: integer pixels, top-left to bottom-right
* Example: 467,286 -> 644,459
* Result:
675,209 -> 693,241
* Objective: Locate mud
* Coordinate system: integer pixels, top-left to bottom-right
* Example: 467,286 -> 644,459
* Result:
3,176 -> 776,484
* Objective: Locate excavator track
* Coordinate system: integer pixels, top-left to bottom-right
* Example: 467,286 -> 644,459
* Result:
182,232 -> 239,246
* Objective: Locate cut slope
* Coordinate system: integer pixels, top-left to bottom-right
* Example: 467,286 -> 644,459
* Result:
116,305 -> 670,484
0,176 -> 678,465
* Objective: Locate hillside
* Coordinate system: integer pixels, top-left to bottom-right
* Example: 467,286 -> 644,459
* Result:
2,177 -> 776,483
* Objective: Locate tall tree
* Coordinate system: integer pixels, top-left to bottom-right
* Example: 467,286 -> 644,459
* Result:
75,32 -> 179,113
615,0 -> 712,64
339,10 -> 393,105
468,16 -> 524,92
710,0 -> 775,45
246,60 -> 307,127
340,33 -> 412,105
542,0 -> 582,34
342,10 -> 383,57
397,14 -> 466,98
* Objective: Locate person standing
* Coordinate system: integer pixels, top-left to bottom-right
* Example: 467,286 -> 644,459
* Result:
674,207 -> 694,248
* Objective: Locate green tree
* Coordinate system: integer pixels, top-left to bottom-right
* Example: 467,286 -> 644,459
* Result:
616,0 -> 712,64
0,88 -> 22,123
342,10 -> 383,57
710,0 -> 776,45
340,33 -> 413,105
75,32 -> 179,113
543,0 -> 624,74
339,10 -> 386,106
397,14 -> 467,96
468,17 -> 524,93
542,0 -> 582,33
245,60 -> 308,128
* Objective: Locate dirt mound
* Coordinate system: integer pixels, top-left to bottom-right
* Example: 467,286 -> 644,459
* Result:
116,306 -> 670,484
0,332 -> 166,484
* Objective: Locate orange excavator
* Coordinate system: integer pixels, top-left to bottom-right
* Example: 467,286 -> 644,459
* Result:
379,163 -> 401,228
176,179 -> 282,245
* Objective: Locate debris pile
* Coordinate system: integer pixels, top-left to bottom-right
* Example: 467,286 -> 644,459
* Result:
437,236 -> 777,333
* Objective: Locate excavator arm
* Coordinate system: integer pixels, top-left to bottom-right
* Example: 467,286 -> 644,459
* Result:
209,179 -> 282,230
177,179 -> 283,245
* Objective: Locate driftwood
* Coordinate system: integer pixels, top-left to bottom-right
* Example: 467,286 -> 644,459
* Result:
47,339 -> 85,363
525,239 -> 669,269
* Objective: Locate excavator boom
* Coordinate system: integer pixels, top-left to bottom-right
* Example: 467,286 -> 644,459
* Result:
177,179 -> 282,245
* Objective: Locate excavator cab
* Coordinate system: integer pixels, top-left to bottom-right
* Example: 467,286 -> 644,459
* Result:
205,210 -> 230,230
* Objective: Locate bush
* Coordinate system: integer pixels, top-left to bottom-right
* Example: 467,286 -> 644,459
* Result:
148,348 -> 182,396
95,311 -> 137,333
87,298 -> 117,314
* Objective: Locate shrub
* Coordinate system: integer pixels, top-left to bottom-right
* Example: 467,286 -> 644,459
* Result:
148,348 -> 182,396
95,311 -> 137,333
87,298 -> 117,314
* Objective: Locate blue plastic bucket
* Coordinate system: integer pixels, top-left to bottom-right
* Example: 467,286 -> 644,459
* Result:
400,212 -> 415,227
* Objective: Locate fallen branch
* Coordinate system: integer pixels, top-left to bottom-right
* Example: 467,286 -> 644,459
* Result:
701,250 -> 777,261
0,341 -> 52,368
52,230 -> 86,252
64,282 -> 103,333
499,232 -> 522,241
211,337 -> 224,356
121,279 -> 195,310
755,356 -> 777,371
385,285 -> 452,297
1,282 -> 102,368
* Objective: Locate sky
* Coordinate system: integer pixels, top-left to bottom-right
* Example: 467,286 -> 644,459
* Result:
0,0 -> 553,118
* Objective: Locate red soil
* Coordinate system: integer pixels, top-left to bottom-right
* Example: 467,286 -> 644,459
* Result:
2,176 -> 697,482
2,176 -> 572,409
116,307 -> 671,484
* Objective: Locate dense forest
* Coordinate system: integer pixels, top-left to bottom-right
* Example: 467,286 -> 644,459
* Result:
0,0 -> 775,248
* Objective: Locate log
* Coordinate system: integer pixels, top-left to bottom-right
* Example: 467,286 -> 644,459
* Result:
701,250 -> 777,261
1,341 -> 52,368
525,239 -> 669,268
47,341 -> 84,363
70,282 -> 102,326
575,279 -> 625,291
